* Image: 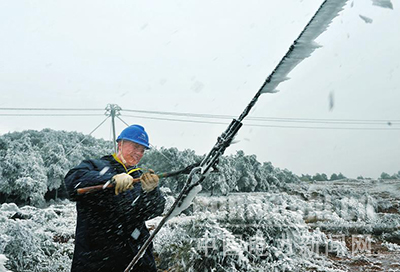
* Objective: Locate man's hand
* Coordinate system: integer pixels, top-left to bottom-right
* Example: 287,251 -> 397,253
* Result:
140,169 -> 159,193
112,173 -> 134,195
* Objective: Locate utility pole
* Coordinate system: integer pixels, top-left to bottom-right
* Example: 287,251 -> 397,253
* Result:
105,104 -> 122,153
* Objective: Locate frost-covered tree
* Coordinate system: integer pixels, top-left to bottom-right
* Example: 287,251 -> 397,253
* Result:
141,148 -> 299,195
0,129 -> 302,205
330,173 -> 339,181
337,172 -> 346,180
300,174 -> 312,182
0,135 -> 47,206
233,151 -> 259,192
207,174 -> 230,196
205,155 -> 241,194
380,172 -> 392,180
140,147 -> 201,192
312,173 -> 328,181
272,168 -> 299,184
0,129 -> 112,206
41,142 -> 68,195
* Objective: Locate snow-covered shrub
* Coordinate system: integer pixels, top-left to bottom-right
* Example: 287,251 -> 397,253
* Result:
0,254 -> 10,272
382,230 -> 400,245
0,202 -> 75,272
0,179 -> 398,271
0,129 -> 113,206
140,147 -> 202,193
216,194 -> 348,271
298,180 -> 400,237
154,215 -> 254,272
382,242 -> 400,252
154,193 -> 349,271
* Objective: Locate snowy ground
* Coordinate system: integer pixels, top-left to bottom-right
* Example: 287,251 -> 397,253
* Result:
0,179 -> 399,271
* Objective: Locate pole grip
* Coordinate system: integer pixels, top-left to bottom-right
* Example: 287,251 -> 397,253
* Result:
76,177 -> 141,195
75,162 -> 200,195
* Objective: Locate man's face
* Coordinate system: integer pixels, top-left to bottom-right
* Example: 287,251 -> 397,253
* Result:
118,140 -> 146,167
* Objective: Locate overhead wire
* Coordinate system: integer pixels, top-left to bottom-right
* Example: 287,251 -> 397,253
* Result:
0,114 -> 104,117
1,106 -> 398,124
121,108 -> 399,125
122,114 -> 228,125
0,107 -> 104,111
0,106 -> 398,131
65,116 -> 110,156
121,114 -> 400,131
117,115 -> 174,163
117,116 -> 130,126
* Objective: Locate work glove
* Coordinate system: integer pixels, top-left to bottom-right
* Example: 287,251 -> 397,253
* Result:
140,169 -> 159,193
112,173 -> 134,195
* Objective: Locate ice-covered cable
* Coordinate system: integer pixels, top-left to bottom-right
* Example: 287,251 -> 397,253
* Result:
260,0 -> 349,94
167,184 -> 203,220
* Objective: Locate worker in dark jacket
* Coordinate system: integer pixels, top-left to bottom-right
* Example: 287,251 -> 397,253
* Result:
64,124 -> 165,272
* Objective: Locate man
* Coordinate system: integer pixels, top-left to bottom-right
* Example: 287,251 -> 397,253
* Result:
64,124 -> 166,272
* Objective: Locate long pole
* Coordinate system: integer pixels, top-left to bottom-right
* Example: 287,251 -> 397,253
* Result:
125,1 -> 348,270
111,107 -> 117,153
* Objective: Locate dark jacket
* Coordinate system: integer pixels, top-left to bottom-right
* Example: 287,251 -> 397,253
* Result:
64,155 -> 166,272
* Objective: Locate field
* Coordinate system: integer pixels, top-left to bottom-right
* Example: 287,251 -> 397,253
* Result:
1,179 -> 400,271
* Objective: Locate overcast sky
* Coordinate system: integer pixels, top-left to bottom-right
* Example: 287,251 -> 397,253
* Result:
0,0 -> 399,178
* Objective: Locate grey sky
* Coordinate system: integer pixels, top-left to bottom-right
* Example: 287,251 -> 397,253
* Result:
0,0 -> 399,178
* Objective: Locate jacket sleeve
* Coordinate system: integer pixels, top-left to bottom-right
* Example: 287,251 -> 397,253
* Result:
64,160 -> 114,200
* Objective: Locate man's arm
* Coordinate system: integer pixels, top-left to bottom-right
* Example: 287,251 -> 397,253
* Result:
64,160 -> 114,200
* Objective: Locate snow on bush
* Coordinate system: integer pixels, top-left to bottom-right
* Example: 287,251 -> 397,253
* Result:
154,193 -> 349,271
382,242 -> 400,252
0,179 -> 399,271
299,180 -> 400,236
0,201 -> 75,272
0,254 -> 11,272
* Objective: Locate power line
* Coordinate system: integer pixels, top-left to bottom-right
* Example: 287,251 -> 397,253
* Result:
0,114 -> 104,117
65,116 -> 110,156
122,114 -> 400,131
1,107 -> 398,124
117,116 -> 130,126
122,108 -> 233,120
0,106 -> 398,130
0,107 -> 104,111
243,123 -> 400,131
121,108 -> 399,125
246,117 -> 397,125
122,114 -> 228,125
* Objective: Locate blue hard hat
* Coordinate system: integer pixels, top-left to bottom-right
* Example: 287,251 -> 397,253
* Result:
117,125 -> 150,149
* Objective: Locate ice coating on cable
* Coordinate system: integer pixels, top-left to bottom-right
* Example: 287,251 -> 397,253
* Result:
359,14 -> 373,24
261,0 -> 349,94
167,184 -> 202,220
372,0 -> 393,9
